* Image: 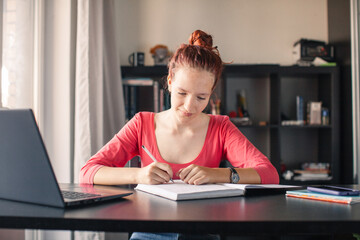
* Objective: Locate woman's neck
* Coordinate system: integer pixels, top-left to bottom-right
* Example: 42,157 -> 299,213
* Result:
158,110 -> 209,134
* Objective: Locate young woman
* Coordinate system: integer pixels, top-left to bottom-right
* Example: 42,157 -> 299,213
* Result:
80,30 -> 279,187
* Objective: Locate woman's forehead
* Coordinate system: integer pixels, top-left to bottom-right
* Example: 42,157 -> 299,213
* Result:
172,68 -> 214,93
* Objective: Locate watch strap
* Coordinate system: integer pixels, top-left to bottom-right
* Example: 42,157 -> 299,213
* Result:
228,167 -> 239,183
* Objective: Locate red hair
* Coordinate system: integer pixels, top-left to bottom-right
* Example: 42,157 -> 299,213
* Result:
167,30 -> 224,90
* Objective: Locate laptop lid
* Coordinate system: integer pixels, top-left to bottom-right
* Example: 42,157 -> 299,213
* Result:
0,109 -> 132,208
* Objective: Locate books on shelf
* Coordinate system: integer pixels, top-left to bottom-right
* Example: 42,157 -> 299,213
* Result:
135,180 -> 300,201
123,78 -> 168,121
230,117 -> 252,126
292,162 -> 332,181
293,173 -> 332,181
286,189 -> 360,204
282,98 -> 329,127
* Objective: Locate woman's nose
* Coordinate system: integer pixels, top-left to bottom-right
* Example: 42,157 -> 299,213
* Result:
184,97 -> 196,112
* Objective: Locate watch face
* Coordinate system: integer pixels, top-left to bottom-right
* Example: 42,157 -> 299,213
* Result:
231,173 -> 239,183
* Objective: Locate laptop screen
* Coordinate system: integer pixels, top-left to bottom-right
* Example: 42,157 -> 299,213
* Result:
0,109 -> 65,207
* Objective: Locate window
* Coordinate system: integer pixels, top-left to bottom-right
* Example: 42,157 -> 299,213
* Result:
1,0 -> 34,109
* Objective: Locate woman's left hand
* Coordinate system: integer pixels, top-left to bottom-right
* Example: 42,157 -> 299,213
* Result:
177,164 -> 220,185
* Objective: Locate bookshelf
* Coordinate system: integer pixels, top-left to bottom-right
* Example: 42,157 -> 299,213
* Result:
121,65 -> 340,184
122,78 -> 160,121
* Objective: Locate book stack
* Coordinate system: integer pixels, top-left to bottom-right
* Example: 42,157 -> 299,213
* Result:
286,190 -> 360,204
293,162 -> 332,181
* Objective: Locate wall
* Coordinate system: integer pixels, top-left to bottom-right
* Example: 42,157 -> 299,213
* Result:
115,0 -> 328,66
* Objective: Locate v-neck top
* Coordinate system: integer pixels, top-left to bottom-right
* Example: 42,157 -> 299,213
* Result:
80,112 -> 279,184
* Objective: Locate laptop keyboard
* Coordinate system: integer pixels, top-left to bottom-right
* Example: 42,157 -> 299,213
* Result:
61,191 -> 101,200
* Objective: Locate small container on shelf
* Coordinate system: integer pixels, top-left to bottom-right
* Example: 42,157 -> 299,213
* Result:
322,108 -> 330,125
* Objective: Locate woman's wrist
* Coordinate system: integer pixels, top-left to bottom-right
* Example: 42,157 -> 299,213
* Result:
94,166 -> 140,185
211,168 -> 233,183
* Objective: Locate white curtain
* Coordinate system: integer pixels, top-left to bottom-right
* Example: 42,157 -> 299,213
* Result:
74,0 -> 125,239
74,0 -> 125,182
1,0 -> 126,239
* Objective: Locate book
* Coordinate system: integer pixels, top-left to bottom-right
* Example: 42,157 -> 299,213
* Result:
135,180 -> 300,201
307,101 -> 322,125
286,189 -> 360,204
296,96 -> 304,124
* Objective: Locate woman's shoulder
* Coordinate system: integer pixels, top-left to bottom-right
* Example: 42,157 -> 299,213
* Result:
210,114 -> 230,125
208,114 -> 238,135
133,111 -> 154,121
124,112 -> 154,129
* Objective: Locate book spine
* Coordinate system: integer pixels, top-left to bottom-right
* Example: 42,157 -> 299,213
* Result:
296,96 -> 304,124
153,81 -> 159,112
123,85 -> 129,121
286,193 -> 350,204
130,86 -> 137,117
123,78 -> 154,86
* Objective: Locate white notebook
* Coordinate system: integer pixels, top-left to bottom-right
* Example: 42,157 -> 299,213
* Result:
135,180 -> 299,201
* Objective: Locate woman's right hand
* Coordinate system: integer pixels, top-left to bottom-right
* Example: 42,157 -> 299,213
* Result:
137,162 -> 173,184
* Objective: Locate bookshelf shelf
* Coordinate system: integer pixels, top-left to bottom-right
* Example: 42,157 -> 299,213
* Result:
279,125 -> 332,129
121,64 -> 340,185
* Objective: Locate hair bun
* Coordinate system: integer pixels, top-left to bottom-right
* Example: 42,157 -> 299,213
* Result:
188,30 -> 213,49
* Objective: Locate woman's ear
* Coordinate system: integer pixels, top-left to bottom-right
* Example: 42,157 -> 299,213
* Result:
167,75 -> 172,92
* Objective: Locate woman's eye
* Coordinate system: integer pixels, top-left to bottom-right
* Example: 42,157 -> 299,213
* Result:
178,92 -> 186,96
197,96 -> 206,100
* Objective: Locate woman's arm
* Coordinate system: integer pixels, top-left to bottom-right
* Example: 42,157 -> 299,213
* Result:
80,114 -> 140,185
177,165 -> 261,185
222,118 -> 279,184
80,113 -> 174,185
93,162 -> 173,185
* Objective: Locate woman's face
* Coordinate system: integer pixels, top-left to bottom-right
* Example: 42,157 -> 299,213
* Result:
168,67 -> 215,122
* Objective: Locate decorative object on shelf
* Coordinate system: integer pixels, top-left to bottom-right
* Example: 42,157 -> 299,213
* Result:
282,170 -> 294,181
150,44 -> 171,65
321,107 -> 330,125
229,111 -> 237,118
258,121 -> 267,126
292,38 -> 335,66
236,89 -> 249,118
210,94 -> 221,115
128,52 -> 145,66
229,90 -> 252,125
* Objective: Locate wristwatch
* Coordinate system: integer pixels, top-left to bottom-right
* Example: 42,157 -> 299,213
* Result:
228,167 -> 240,184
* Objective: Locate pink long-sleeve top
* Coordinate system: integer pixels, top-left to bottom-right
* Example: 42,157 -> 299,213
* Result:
80,112 -> 279,184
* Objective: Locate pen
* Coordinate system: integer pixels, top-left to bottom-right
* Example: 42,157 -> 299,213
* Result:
141,145 -> 174,183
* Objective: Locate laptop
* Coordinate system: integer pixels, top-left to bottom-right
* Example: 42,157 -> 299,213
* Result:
0,108 -> 132,208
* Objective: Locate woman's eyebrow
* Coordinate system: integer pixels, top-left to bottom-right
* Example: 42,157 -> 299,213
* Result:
177,87 -> 210,96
